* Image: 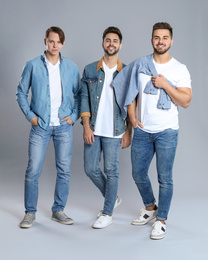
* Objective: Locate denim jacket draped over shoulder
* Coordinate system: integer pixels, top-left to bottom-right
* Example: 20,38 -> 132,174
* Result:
16,52 -> 80,130
112,54 -> 176,119
80,57 -> 126,136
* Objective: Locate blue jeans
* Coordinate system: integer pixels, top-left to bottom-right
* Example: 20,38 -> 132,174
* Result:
131,128 -> 178,220
84,136 -> 121,215
24,124 -> 73,214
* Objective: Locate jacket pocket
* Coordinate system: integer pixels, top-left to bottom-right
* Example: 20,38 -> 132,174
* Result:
85,78 -> 98,92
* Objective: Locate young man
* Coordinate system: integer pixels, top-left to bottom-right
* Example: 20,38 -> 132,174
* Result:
16,26 -> 80,228
112,22 -> 192,239
80,26 -> 132,229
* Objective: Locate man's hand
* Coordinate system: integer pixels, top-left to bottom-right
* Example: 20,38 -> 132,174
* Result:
83,127 -> 95,145
82,116 -> 95,145
131,119 -> 144,129
61,116 -> 73,125
151,74 -> 168,89
120,130 -> 132,149
31,116 -> 38,126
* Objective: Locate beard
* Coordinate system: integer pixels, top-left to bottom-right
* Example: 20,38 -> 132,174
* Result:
153,44 -> 171,55
104,46 -> 119,56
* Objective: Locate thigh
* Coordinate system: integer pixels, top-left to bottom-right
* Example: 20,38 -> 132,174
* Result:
102,137 -> 121,171
155,129 -> 178,175
53,124 -> 73,161
27,125 -> 51,173
131,128 -> 154,174
84,135 -> 102,172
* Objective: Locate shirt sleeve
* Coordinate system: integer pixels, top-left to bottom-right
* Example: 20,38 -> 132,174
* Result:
16,61 -> 37,122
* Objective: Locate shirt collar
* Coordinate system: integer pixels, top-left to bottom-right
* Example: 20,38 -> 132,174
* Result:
96,57 -> 123,72
41,51 -> 63,63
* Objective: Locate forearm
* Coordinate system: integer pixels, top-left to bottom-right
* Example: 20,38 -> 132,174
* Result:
127,99 -> 137,126
82,116 -> 91,129
164,83 -> 192,108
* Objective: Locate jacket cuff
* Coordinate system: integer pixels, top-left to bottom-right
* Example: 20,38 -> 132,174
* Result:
26,111 -> 37,122
80,112 -> 91,118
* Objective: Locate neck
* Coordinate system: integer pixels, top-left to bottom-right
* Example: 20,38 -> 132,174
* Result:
153,52 -> 172,64
45,51 -> 60,65
103,53 -> 118,69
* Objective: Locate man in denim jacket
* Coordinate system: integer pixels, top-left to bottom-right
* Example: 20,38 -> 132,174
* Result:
113,22 -> 192,239
80,27 -> 132,229
17,26 -> 80,228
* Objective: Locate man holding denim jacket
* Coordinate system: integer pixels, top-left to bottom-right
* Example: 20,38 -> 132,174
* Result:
17,26 -> 80,228
112,22 -> 192,239
80,26 -> 132,229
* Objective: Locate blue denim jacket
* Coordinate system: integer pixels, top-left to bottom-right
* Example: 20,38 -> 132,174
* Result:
16,53 -> 80,130
112,54 -> 176,119
80,58 -> 126,136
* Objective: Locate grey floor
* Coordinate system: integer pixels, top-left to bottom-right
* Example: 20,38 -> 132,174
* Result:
1,152 -> 207,260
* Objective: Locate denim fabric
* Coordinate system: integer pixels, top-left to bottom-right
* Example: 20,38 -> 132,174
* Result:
25,124 -> 73,213
16,52 -> 80,129
84,136 -> 121,215
80,59 -> 126,136
112,54 -> 176,119
131,127 -> 178,220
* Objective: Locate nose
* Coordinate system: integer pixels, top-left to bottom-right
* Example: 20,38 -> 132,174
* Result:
158,38 -> 163,44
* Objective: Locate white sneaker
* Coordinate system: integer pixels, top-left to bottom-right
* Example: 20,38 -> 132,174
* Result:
131,206 -> 158,225
97,196 -> 122,218
93,214 -> 113,229
150,221 -> 166,240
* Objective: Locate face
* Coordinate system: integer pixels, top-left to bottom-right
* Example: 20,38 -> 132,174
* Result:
44,32 -> 65,57
151,29 -> 173,55
102,33 -> 122,56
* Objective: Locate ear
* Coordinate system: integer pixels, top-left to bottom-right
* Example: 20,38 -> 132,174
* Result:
44,38 -> 47,45
102,42 -> 104,49
119,43 -> 123,50
62,41 -> 65,46
171,39 -> 173,46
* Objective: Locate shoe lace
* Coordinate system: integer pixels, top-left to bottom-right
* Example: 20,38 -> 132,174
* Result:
24,213 -> 33,221
152,221 -> 163,230
139,208 -> 146,217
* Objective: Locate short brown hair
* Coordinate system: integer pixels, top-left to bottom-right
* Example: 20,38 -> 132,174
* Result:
45,26 -> 65,44
152,22 -> 173,38
102,26 -> 123,43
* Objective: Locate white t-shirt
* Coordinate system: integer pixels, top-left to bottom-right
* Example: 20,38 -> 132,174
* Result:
46,58 -> 62,126
94,61 -> 123,138
136,57 -> 191,133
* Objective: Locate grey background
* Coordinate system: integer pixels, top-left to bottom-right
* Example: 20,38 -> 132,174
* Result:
0,0 -> 207,259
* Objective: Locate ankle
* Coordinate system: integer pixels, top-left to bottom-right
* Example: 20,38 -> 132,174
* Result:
145,204 -> 156,211
156,219 -> 165,224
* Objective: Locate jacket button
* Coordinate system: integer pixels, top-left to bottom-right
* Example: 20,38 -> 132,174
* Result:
96,96 -> 99,99
93,112 -> 95,115
100,79 -> 102,82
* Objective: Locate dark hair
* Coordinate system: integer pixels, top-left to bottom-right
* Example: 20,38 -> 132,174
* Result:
45,26 -> 65,44
102,26 -> 123,43
152,22 -> 173,38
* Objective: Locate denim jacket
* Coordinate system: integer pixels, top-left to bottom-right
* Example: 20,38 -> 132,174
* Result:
112,54 -> 176,119
16,52 -> 80,130
80,58 -> 126,136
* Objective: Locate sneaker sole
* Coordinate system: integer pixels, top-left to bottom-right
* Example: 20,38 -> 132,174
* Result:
20,220 -> 35,228
92,221 -> 113,229
131,215 -> 156,226
51,217 -> 74,225
150,233 -> 166,240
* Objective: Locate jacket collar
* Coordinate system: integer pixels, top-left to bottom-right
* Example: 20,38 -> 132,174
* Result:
41,51 -> 63,63
96,57 -> 123,72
